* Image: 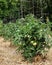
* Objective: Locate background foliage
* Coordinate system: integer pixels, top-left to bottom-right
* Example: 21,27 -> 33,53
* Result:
0,0 -> 52,22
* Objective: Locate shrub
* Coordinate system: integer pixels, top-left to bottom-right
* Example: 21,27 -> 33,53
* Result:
0,14 -> 52,61
18,14 -> 52,61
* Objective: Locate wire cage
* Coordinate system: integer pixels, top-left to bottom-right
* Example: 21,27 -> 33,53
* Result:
17,0 -> 50,19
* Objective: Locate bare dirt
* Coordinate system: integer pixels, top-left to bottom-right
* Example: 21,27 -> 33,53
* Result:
0,37 -> 52,65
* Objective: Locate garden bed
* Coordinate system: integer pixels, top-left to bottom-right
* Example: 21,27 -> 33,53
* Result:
0,37 -> 52,65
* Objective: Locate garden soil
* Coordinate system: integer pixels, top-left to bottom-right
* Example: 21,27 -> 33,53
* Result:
0,37 -> 52,65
